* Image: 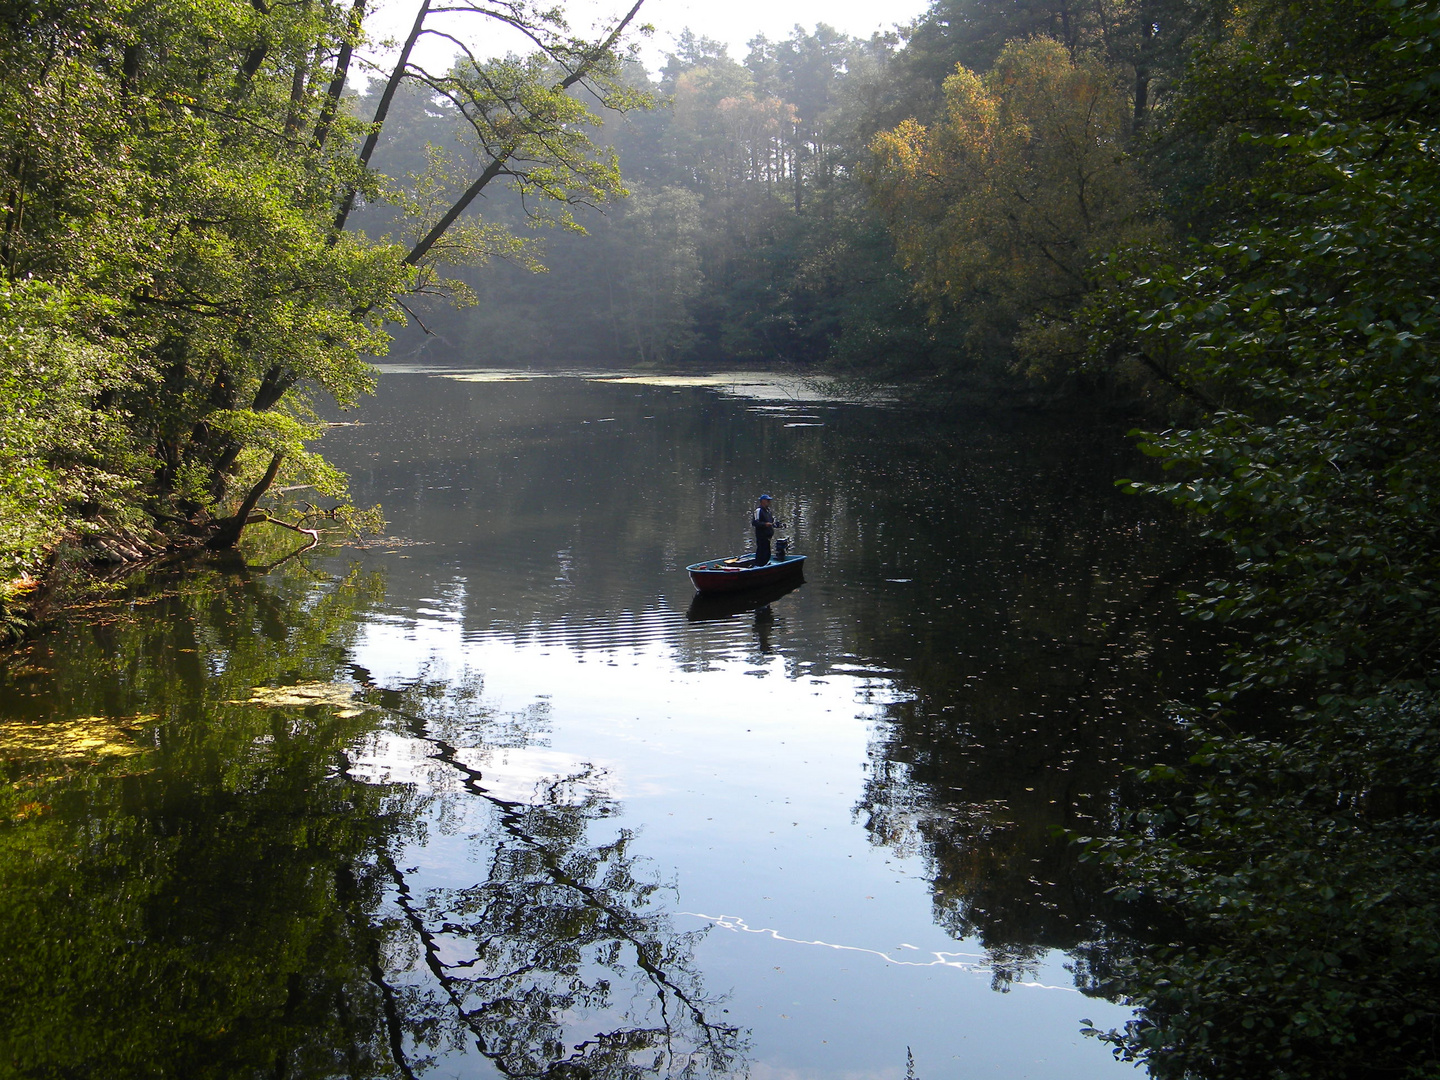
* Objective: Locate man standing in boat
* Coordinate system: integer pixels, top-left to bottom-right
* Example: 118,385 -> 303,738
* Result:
752,494 -> 777,566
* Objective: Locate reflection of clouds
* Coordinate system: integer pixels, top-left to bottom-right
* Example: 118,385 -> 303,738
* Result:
355,610 -> 910,706
347,731 -> 449,787
682,912 -> 1081,992
348,732 -> 636,802
374,366 -> 543,380
453,746 -> 622,803
596,372 -> 890,405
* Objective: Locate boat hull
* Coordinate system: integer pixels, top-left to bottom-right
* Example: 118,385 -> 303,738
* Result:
686,554 -> 806,594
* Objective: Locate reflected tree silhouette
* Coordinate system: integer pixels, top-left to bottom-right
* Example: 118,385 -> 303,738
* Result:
0,559 -> 746,1079
854,677 -> 1182,994
360,694 -> 746,1079
3,381 -> 1243,1072
319,378 -> 1222,1006
839,420 -> 1226,994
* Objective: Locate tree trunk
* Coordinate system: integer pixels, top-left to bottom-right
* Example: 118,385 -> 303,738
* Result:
208,452 -> 284,549
313,0 -> 366,150
1133,4 -> 1153,130
284,55 -> 310,136
358,0 -> 646,269
332,0 -> 432,236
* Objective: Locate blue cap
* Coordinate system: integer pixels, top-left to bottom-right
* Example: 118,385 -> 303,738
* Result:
758,494 -> 772,500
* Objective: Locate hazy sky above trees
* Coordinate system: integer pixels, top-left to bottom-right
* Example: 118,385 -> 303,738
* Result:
365,0 -> 929,78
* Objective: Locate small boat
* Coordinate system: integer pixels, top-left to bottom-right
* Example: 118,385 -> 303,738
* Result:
685,552 -> 806,594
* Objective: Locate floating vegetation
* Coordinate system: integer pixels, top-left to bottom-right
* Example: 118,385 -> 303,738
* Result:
399,366 -> 545,382
349,534 -> 433,550
0,714 -> 158,763
237,682 -> 375,719
9,799 -> 49,822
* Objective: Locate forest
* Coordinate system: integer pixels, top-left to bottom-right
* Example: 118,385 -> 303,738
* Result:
1,0 -> 1438,1076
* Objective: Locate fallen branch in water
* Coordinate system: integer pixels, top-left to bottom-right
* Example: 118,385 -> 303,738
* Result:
244,509 -> 321,549
237,510 -> 323,573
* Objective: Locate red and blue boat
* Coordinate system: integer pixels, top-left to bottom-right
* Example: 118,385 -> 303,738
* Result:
685,551 -> 806,594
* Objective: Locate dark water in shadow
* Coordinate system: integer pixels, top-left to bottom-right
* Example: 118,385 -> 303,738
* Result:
0,370 -> 1221,1078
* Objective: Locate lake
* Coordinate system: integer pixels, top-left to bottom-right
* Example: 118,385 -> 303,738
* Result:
0,369 -> 1217,1079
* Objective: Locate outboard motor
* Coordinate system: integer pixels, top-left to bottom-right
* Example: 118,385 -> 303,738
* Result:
775,537 -> 790,559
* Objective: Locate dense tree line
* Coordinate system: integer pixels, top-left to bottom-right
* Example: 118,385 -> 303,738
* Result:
1071,3 -> 1440,1076
374,0 -> 1196,383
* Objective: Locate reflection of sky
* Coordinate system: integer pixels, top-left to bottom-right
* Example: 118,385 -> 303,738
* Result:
346,602 -> 1134,1079
307,367 -> 1189,1078
372,365 -> 892,406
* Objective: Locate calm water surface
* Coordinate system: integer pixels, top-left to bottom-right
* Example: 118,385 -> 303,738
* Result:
0,370 -> 1216,1079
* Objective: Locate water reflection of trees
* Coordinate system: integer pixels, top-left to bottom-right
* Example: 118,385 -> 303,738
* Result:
369,687 -> 743,1078
839,419 -> 1227,991
857,690 -> 1164,992
0,558 -> 743,1078
325,377 -> 1226,993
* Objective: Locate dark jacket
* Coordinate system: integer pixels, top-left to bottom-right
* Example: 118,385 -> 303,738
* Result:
752,505 -> 775,538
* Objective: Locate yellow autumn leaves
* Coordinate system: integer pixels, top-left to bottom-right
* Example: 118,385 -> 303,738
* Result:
235,682 -> 376,720
869,38 -> 1161,378
0,683 -> 376,771
0,714 -> 158,762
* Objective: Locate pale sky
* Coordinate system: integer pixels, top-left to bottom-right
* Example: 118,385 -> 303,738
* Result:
364,0 -> 931,80
621,0 -> 928,61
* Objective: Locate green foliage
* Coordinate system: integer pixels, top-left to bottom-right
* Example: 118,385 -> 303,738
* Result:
364,24 -> 954,371
1140,0 -> 1404,233
1083,688 -> 1440,1080
1073,1 -> 1440,1075
899,0 -> 1198,105
1099,32 -> 1440,696
596,184 -> 705,363
340,0 -> 1216,381
0,0 -> 403,567
0,282 -> 138,577
0,0 -> 646,575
